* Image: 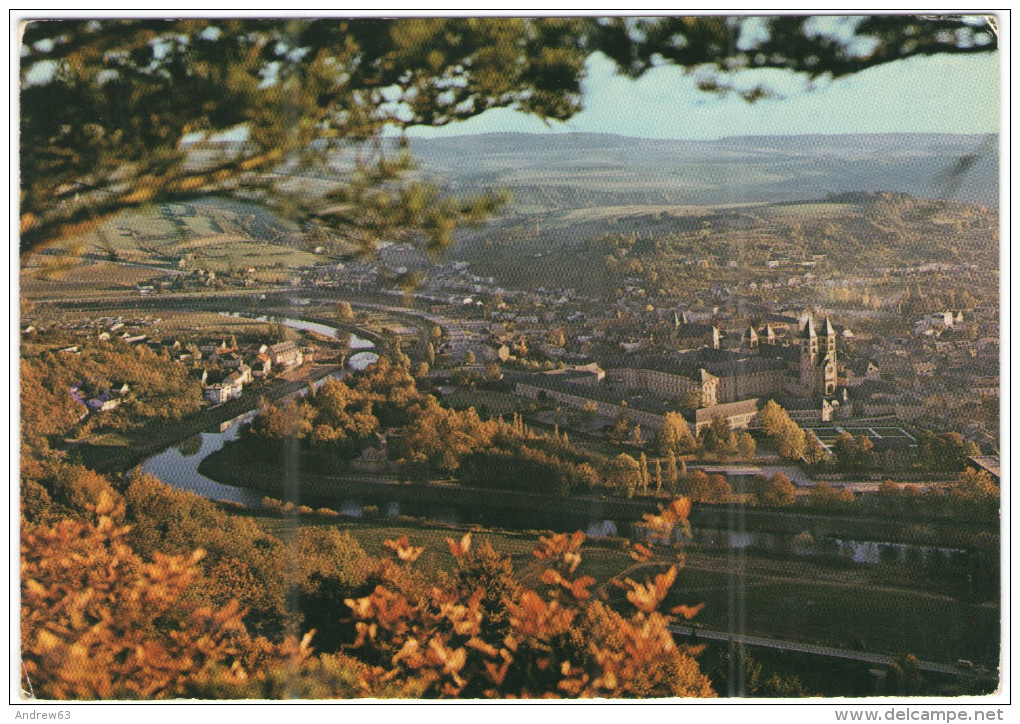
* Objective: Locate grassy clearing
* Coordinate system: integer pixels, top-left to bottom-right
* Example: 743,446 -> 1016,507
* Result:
251,513 -> 997,666
150,311 -> 278,336
84,432 -> 132,447
252,270 -> 298,284
166,238 -> 323,272
554,203 -> 762,226
31,202 -> 324,274
442,389 -> 523,415
255,514 -> 656,591
768,203 -> 853,218
671,557 -> 998,665
20,262 -> 168,294
179,215 -> 219,237
26,308 -> 277,338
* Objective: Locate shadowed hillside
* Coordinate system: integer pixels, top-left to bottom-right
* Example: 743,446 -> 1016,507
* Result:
409,133 -> 997,211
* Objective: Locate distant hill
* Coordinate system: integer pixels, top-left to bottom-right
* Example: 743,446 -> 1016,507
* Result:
447,190 -> 998,296
408,132 -> 998,211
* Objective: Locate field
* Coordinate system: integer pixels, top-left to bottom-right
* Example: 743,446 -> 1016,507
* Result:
556,203 -> 764,225
806,424 -> 917,455
252,514 -> 999,667
675,555 -> 998,665
766,202 -> 854,218
25,308 -> 281,338
20,261 -> 170,296
25,199 -> 327,279
441,389 -> 525,416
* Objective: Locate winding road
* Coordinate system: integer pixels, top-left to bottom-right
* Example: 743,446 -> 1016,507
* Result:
668,624 -> 994,680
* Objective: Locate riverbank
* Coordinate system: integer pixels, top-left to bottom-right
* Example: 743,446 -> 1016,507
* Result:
199,437 -> 656,521
199,438 -> 998,552
74,363 -> 345,474
232,504 -> 999,671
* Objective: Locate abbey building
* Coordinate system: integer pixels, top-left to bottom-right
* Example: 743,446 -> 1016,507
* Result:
514,314 -> 850,436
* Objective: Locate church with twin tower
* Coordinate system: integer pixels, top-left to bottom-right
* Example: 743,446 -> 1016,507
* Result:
798,316 -> 838,397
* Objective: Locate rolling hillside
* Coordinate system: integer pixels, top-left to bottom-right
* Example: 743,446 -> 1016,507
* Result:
409,132 -> 998,211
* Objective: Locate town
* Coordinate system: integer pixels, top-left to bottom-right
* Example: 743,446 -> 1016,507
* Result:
22,190 -> 999,485
17,14 -> 1001,703
20,200 -> 1002,697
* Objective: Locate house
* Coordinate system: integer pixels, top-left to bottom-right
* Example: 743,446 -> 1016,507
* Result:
87,393 -> 122,412
85,386 -> 127,412
690,399 -> 760,435
204,371 -> 245,404
538,343 -> 566,359
251,354 -> 272,378
267,341 -> 303,369
966,456 -> 1000,484
481,341 -> 511,363
845,361 -> 880,387
170,344 -> 201,364
352,433 -> 392,473
220,352 -> 245,369
200,339 -> 231,355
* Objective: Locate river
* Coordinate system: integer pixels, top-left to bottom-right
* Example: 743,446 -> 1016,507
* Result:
140,317 -> 377,505
140,317 -> 979,571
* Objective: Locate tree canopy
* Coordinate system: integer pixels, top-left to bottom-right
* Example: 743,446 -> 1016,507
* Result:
20,15 -> 997,254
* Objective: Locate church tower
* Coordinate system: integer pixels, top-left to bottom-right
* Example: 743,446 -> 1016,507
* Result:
799,317 -> 819,394
822,317 -> 837,358
795,318 -> 820,397
799,315 -> 838,396
820,317 -> 837,395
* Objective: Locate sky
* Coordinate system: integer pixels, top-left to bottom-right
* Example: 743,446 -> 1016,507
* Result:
406,50 -> 1000,141
18,13 -> 1001,143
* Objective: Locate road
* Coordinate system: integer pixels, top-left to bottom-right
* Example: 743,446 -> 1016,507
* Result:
325,299 -> 478,350
693,464 -> 815,487
668,625 -> 992,679
32,286 -> 475,352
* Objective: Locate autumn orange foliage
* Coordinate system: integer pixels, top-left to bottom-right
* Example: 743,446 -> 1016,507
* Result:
20,494 -> 317,699
344,517 -> 714,698
21,490 -> 711,699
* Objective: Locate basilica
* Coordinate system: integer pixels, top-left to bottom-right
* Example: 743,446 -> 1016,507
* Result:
514,314 -> 851,435
602,314 -> 848,430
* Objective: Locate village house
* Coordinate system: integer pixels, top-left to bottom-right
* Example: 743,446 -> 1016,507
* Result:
83,382 -> 130,413
251,354 -> 273,377
203,371 -> 245,405
481,340 -> 511,363
352,433 -> 394,473
267,340 -> 304,369
200,339 -> 232,356
844,360 -> 881,387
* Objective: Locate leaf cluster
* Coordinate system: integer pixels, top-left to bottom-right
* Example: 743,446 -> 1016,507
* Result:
345,522 -> 714,698
21,501 -> 327,699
